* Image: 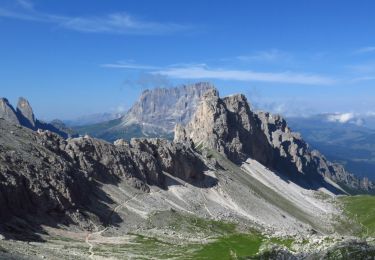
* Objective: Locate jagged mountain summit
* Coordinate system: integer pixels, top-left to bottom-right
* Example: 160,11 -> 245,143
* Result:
76,83 -> 372,193
0,98 -> 19,125
16,97 -> 36,129
0,97 -> 77,138
175,88 -> 374,193
74,82 -> 215,141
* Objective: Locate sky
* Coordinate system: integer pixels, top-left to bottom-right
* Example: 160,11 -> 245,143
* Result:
1,0 -> 375,120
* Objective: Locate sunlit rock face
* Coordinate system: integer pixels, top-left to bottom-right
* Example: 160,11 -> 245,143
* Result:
17,97 -> 36,129
175,87 -> 374,192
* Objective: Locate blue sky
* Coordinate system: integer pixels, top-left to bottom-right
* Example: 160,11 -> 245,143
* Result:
1,0 -> 375,120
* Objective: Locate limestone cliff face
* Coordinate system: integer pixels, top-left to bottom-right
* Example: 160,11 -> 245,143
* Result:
174,89 -> 272,165
175,89 -> 374,192
121,82 -> 215,132
17,97 -> 36,129
0,98 -> 19,125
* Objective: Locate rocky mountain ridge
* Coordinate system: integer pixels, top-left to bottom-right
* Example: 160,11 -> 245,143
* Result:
0,97 -> 77,138
0,118 -> 209,239
175,88 -> 374,193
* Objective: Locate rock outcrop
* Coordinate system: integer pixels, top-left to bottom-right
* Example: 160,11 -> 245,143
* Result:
175,89 -> 374,193
0,97 -> 77,138
0,119 -> 208,234
0,98 -> 19,125
16,97 -> 36,129
174,89 -> 272,165
0,120 -> 93,235
257,111 -> 374,191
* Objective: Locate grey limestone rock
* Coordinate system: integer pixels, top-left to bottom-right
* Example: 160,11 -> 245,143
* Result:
175,88 -> 374,193
0,98 -> 19,125
16,97 -> 36,129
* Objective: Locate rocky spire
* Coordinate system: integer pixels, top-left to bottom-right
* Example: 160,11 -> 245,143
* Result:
0,98 -> 20,125
17,97 -> 36,129
174,89 -> 272,165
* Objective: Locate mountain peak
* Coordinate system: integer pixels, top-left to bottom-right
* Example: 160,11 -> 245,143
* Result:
0,97 -> 20,125
17,97 -> 36,129
175,90 -> 374,193
122,82 -> 216,131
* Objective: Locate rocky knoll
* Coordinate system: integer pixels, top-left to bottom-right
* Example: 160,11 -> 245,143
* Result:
175,89 -> 374,193
0,119 -> 208,238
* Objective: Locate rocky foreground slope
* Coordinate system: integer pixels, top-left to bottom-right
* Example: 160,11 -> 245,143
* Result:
0,118 -> 208,239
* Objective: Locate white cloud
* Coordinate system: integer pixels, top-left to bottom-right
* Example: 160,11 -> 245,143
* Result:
154,65 -> 336,85
0,4 -> 189,35
327,113 -> 355,123
355,46 -> 375,54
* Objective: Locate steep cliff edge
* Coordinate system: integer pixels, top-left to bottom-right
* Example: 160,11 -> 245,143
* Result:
175,89 -> 374,193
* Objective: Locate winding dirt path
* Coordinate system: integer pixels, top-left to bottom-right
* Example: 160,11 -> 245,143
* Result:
85,193 -> 141,259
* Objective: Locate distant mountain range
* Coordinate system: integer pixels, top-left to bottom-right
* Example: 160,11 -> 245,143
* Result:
73,82 -> 214,141
64,112 -> 124,127
287,114 -> 375,181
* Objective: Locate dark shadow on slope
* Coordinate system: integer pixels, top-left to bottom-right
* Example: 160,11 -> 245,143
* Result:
0,171 -> 123,242
0,121 -> 123,242
163,171 -> 218,189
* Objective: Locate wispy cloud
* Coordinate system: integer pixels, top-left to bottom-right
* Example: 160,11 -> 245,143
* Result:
15,0 -> 34,10
236,49 -> 292,62
101,61 -> 161,70
103,61 -> 336,85
351,76 -> 375,82
60,13 -> 189,34
154,65 -> 336,85
0,2 -> 189,35
355,46 -> 375,54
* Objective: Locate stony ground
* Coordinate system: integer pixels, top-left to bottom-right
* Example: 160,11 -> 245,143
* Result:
1,154 -> 373,259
